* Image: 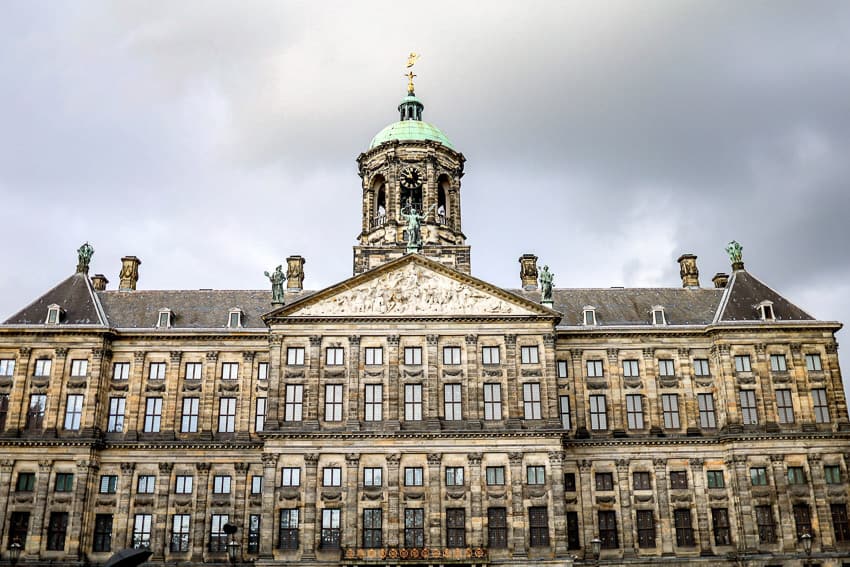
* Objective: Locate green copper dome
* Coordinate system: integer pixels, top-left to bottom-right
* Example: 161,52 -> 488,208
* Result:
368,92 -> 455,150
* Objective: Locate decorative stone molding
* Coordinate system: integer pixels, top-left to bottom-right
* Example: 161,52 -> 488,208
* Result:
39,460 -> 53,471
548,451 -> 565,464
578,460 -> 592,472
93,347 -> 111,360
615,459 -> 629,471
145,381 -> 166,392
634,494 -> 654,503
195,462 -> 211,472
624,377 -> 643,389
235,462 -> 250,473
586,379 -> 609,390
642,348 -> 655,360
67,379 -> 87,390
465,334 -> 478,346
285,369 -> 305,379
170,351 -> 183,363
261,454 -> 277,468
346,454 -> 360,466
387,335 -> 400,347
508,453 -> 524,466
121,462 -> 135,474
426,335 -> 439,346
595,495 -> 615,504
670,492 -> 693,503
524,486 -> 548,499
658,376 -> 679,388
206,351 -> 219,363
607,349 -> 618,363
807,453 -> 822,464
442,369 -> 463,378
268,335 -> 283,346
826,342 -> 839,355
18,346 -> 32,357
769,454 -> 785,462
504,334 -> 517,347
569,349 -> 583,362
279,488 -> 301,501
134,351 -> 146,364
348,335 -> 361,346
520,369 -> 542,377
304,453 -> 320,465
652,458 -> 666,467
309,336 -> 323,347
543,333 -> 555,347
427,453 -> 442,466
218,381 -> 240,393
678,347 -> 690,358
361,489 -> 383,501
54,347 -> 68,359
403,368 -> 424,378
386,453 -> 401,466
182,381 -> 202,392
694,377 -> 713,387
689,458 -> 704,469
467,453 -> 482,465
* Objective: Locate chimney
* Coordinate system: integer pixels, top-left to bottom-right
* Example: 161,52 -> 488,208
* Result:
677,254 -> 700,288
91,274 -> 109,291
519,254 -> 539,290
286,255 -> 306,291
712,273 -> 729,288
119,256 -> 141,291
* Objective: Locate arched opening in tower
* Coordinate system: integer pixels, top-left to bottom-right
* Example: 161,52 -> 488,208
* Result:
401,186 -> 422,214
437,175 -> 450,224
372,176 -> 387,228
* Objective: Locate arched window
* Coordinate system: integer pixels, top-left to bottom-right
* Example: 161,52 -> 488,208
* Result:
371,176 -> 387,229
437,175 -> 451,225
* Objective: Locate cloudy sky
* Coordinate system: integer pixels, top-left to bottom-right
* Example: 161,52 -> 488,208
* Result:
2,2 -> 849,398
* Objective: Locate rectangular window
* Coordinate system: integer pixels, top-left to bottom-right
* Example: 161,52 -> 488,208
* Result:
248,514 -> 261,554
137,475 -> 155,494
446,508 -> 466,548
557,360 -> 569,378
93,514 -> 113,552
662,394 -> 680,428
143,398 -> 162,432
674,509 -> 695,547
106,397 -> 126,433
323,467 -> 342,487
559,395 -> 571,429
589,395 -> 608,430
175,475 -> 193,494
670,471 -> 688,489
221,362 -> 239,380
825,465 -> 842,484
831,503 -> 850,542
364,384 -> 383,421
626,395 -> 644,429
523,382 -> 542,419
712,508 -> 731,545
218,397 -> 236,432
287,347 -> 305,366
707,470 -> 725,488
586,360 -> 604,377
481,346 -> 500,365
693,358 -> 710,376
27,394 -> 47,429
184,362 -> 202,380
598,510 -> 619,549
787,466 -> 806,485
321,509 -> 341,549
257,362 -> 268,380
595,472 -> 614,491
181,398 -> 199,433
622,359 -> 639,377
281,468 -> 301,487
324,384 -> 343,422
0,394 -> 6,431
521,345 -> 539,364
633,471 -> 651,490
483,383 -> 502,420
698,393 -> 717,428
46,512 -> 69,551
133,514 -> 152,548
0,358 -> 15,376
99,475 -> 118,494
806,353 -> 823,371
404,508 -> 424,547
775,389 -> 794,423
212,475 -> 232,495
734,355 -> 752,372
364,467 -> 382,487
636,509 -> 656,548
70,359 -> 88,377
527,465 -> 545,485
755,505 -> 777,543
750,467 -> 768,486
488,507 -> 507,549
209,514 -> 229,552
529,506 -> 549,547
567,510 -> 580,550
486,466 -> 505,485
148,362 -> 166,380
404,347 -> 422,365
740,390 -> 758,424
8,512 -> 29,549
658,359 -> 675,376
404,467 -> 424,486
64,394 -> 83,430
170,514 -> 191,552
55,472 -> 74,492
278,509 -> 299,550
325,347 -> 344,366
363,509 -> 382,548
444,383 -> 462,420
813,389 -> 830,423
34,358 -> 52,377
404,384 -> 422,421
793,504 -> 812,539
255,397 -> 267,432
251,475 -> 263,494
564,472 -> 577,491
364,347 -> 383,366
443,346 -> 461,365
769,354 -> 787,371
16,472 -> 35,492
446,467 -> 464,486
285,385 -> 303,421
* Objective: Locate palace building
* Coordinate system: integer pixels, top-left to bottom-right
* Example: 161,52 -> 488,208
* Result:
1,74 -> 849,567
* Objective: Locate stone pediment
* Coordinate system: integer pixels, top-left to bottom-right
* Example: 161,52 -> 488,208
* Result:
274,255 -> 554,319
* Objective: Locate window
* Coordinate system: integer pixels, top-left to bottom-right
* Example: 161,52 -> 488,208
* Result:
750,467 -> 768,486
481,346 -> 500,365
488,507 -> 507,548
173,398 -> 197,433
184,362 -> 202,380
321,509 -> 341,549
626,395 -> 644,429
133,514 -> 152,548
365,347 -> 383,366
559,395 -> 571,429
529,506 -> 549,547
670,471 -> 688,489
278,509 -> 299,550
483,384 -> 502,420
324,384 -> 343,421
70,359 -> 88,377
248,514 -> 261,554
137,475 -> 156,494
707,470 -> 725,488
633,471 -> 651,490
521,346 -> 539,364
486,466 -> 505,485
674,509 -> 695,547
27,394 -> 46,429
404,384 -> 422,421
170,514 -> 190,552
111,361 -> 129,380
46,305 -> 61,324
589,395 -> 607,430
0,394 -> 6,431
285,385 -> 303,421
775,389 -> 794,424
567,511 -> 581,550
404,347 -> 422,365
99,475 -> 118,494
712,508 -> 731,545
227,310 -> 242,328
734,355 -> 752,372
806,353 -> 823,371
564,472 -> 577,491
527,465 -> 545,485
693,358 -> 710,376
364,467 -> 382,487
46,512 -> 69,550
325,347 -> 344,366
251,475 -> 263,494
755,505 -> 777,543
557,360 -> 569,378
444,383 -> 462,420
404,467 -> 424,486
148,362 -> 166,380
143,398 -> 162,432
218,397 -> 236,432
595,472 -> 614,491
793,504 -> 812,539
740,390 -> 758,425
758,301 -> 775,320
523,383 -> 542,419
404,508 -> 424,547
34,358 -> 51,377
446,467 -> 464,486
583,307 -> 597,326
255,397 -> 267,432
698,393 -> 717,428
93,514 -> 113,552
363,509 -> 382,548
257,362 -> 268,380
652,307 -> 666,325
769,354 -> 787,372
16,472 -> 35,492
662,394 -> 680,428
8,512 -> 29,549
658,359 -> 675,376
101,397 -> 123,434
323,467 -> 341,487
831,503 -> 850,542
156,310 -> 172,328
636,510 -> 656,548
64,394 -> 83,430
0,358 -> 15,376
364,384 -> 382,421
210,514 -> 229,552
446,508 -> 466,548
813,389 -> 830,423
175,475 -> 193,494
787,466 -> 806,485
598,510 -> 618,549
281,468 -> 301,487
287,347 -> 305,366
622,359 -> 639,377
825,465 -> 842,484
55,472 -> 74,492
586,360 -> 604,377
221,362 -> 239,380
443,346 -> 461,365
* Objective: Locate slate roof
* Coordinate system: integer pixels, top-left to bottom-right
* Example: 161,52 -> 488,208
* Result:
4,272 -> 106,326
716,270 -> 813,322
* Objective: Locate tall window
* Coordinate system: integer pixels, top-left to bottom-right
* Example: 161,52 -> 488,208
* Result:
46,512 -> 69,551
712,508 -> 731,545
181,398 -> 199,433
633,471 -> 651,490
445,467 -> 464,486
769,354 -> 787,372
520,346 -> 539,364
793,504 -> 812,539
755,505 -> 777,543
488,507 -> 507,548
34,358 -> 51,377
0,394 -> 6,431
55,472 -> 74,492
734,355 -> 752,372
321,509 -> 341,549
598,510 -> 619,549
278,509 -> 299,550
16,472 -> 35,492
185,362 -> 202,380
405,384 -> 422,421
27,394 -> 47,429
144,398 -> 162,432
589,395 -> 607,430
364,347 -> 383,366
636,510 -> 655,548
658,359 -> 675,376
133,514 -> 152,548
285,385 -> 303,421
325,347 -> 344,366
775,389 -> 794,423
595,472 -> 614,491
8,512 -> 29,548
364,384 -> 382,421
364,467 -> 382,487
137,475 -> 156,494
404,509 -> 424,547
99,475 -> 118,494
527,466 -> 545,485
104,397 -> 124,433
324,385 -> 343,421
148,362 -> 166,380
257,362 -> 268,380
825,465 -> 842,484
662,394 -> 680,428
218,397 -> 236,432
626,395 -> 644,429
322,467 -> 341,487
170,514 -> 191,552
806,353 -> 823,371
287,347 -> 305,366
281,468 -> 301,487
481,346 -> 500,365
483,384 -> 502,420
559,395 -> 571,429
674,509 -> 695,546
446,508 -> 466,548
248,515 -> 261,554
486,466 -> 505,485
212,475 -> 231,494
523,383 -> 542,419
444,384 -> 462,420
586,360 -> 604,377
707,470 -> 725,488
583,307 -> 597,325
812,389 -> 830,423
175,475 -> 193,494
404,347 -> 422,365
567,511 -> 581,550
0,359 -> 16,376
623,359 -> 639,377
831,503 -> 850,542
740,390 -> 758,424
443,346 -> 461,365
787,467 -> 807,485
210,514 -> 229,552
698,393 -> 717,428
557,360 -> 569,378
529,507 -> 549,547
750,467 -> 768,486
255,397 -> 267,432
693,358 -> 710,376
363,509 -> 382,548
251,475 -> 263,494
70,359 -> 88,377
64,394 -> 84,430
93,514 -> 113,552
221,362 -> 239,380
404,467 -> 424,486
670,471 -> 688,489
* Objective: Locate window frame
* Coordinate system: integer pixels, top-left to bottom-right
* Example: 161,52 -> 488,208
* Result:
775,389 -> 795,424
112,361 -> 130,380
218,397 -> 236,433
520,345 -> 540,364
589,394 -> 608,430
403,346 -> 423,366
740,390 -> 759,425
698,393 -> 717,428
443,346 -> 461,365
626,394 -> 644,429
526,465 -> 546,485
143,397 -> 162,433
184,362 -> 202,380
324,384 -> 343,422
444,383 -> 462,420
278,509 -> 300,550
404,467 -> 424,487
481,346 -> 500,365
483,383 -> 502,420
322,467 -> 342,487
662,393 -> 681,429
287,347 -> 305,366
486,466 -> 505,486
325,347 -> 344,366
364,347 -> 383,366
64,394 -> 84,430
364,384 -> 383,422
445,467 -> 464,487
523,382 -> 542,420
404,384 -> 422,421
281,467 -> 301,487
284,384 -> 303,422
181,397 -> 199,433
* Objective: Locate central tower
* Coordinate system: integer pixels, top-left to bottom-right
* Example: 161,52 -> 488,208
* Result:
353,72 -> 470,275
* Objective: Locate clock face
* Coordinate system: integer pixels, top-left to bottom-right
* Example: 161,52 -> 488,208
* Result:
400,166 -> 423,189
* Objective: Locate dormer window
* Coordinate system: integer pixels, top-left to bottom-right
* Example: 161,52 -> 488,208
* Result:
652,306 -> 667,326
228,309 -> 243,329
583,306 -> 597,326
45,304 -> 62,325
757,301 -> 775,321
157,309 -> 173,329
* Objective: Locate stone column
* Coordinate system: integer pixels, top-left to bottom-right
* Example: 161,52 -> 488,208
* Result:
0,460 -> 14,551
386,453 -> 401,547
343,453 -> 360,548
164,351 -> 182,434
542,334 -> 559,426
653,458 -> 673,555
680,348 -> 699,432
570,350 -> 587,431
789,344 -> 812,421
11,347 -> 31,429
689,457 -> 711,554
465,335 -> 481,420
117,463 -> 135,549
809,453 -> 834,550
508,452 -> 527,557
550,451 -> 568,556
234,462 -> 250,538
152,462 -> 173,560
728,455 -> 758,550
467,453 -> 483,547
130,351 -> 147,433
643,349 -> 659,429
616,458 -> 636,555
427,453 -> 442,546
768,455 -> 795,552
28,460 -> 52,552
426,335 -> 440,426
88,347 -> 109,431
825,342 -> 849,427
607,349 -> 624,431
259,454 -> 278,558
72,459 -> 97,556
240,352 -> 255,434
305,336 -> 322,426
51,347 -> 69,428
202,352 -> 219,434
578,460 -> 595,560
267,336 -> 283,429
301,453 -> 319,558
347,336 -> 361,428
504,335 -> 520,426
714,345 -> 740,426
754,344 -> 774,424
386,336 -> 401,424
192,463 -> 211,562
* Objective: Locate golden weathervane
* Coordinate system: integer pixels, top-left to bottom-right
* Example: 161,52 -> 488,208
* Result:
405,52 -> 420,94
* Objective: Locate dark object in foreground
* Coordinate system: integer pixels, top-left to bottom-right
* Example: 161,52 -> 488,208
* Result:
103,548 -> 153,567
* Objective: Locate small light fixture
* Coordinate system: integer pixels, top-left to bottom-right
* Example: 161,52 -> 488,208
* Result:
226,539 -> 240,564
9,538 -> 22,566
801,531 -> 812,556
591,536 -> 602,559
